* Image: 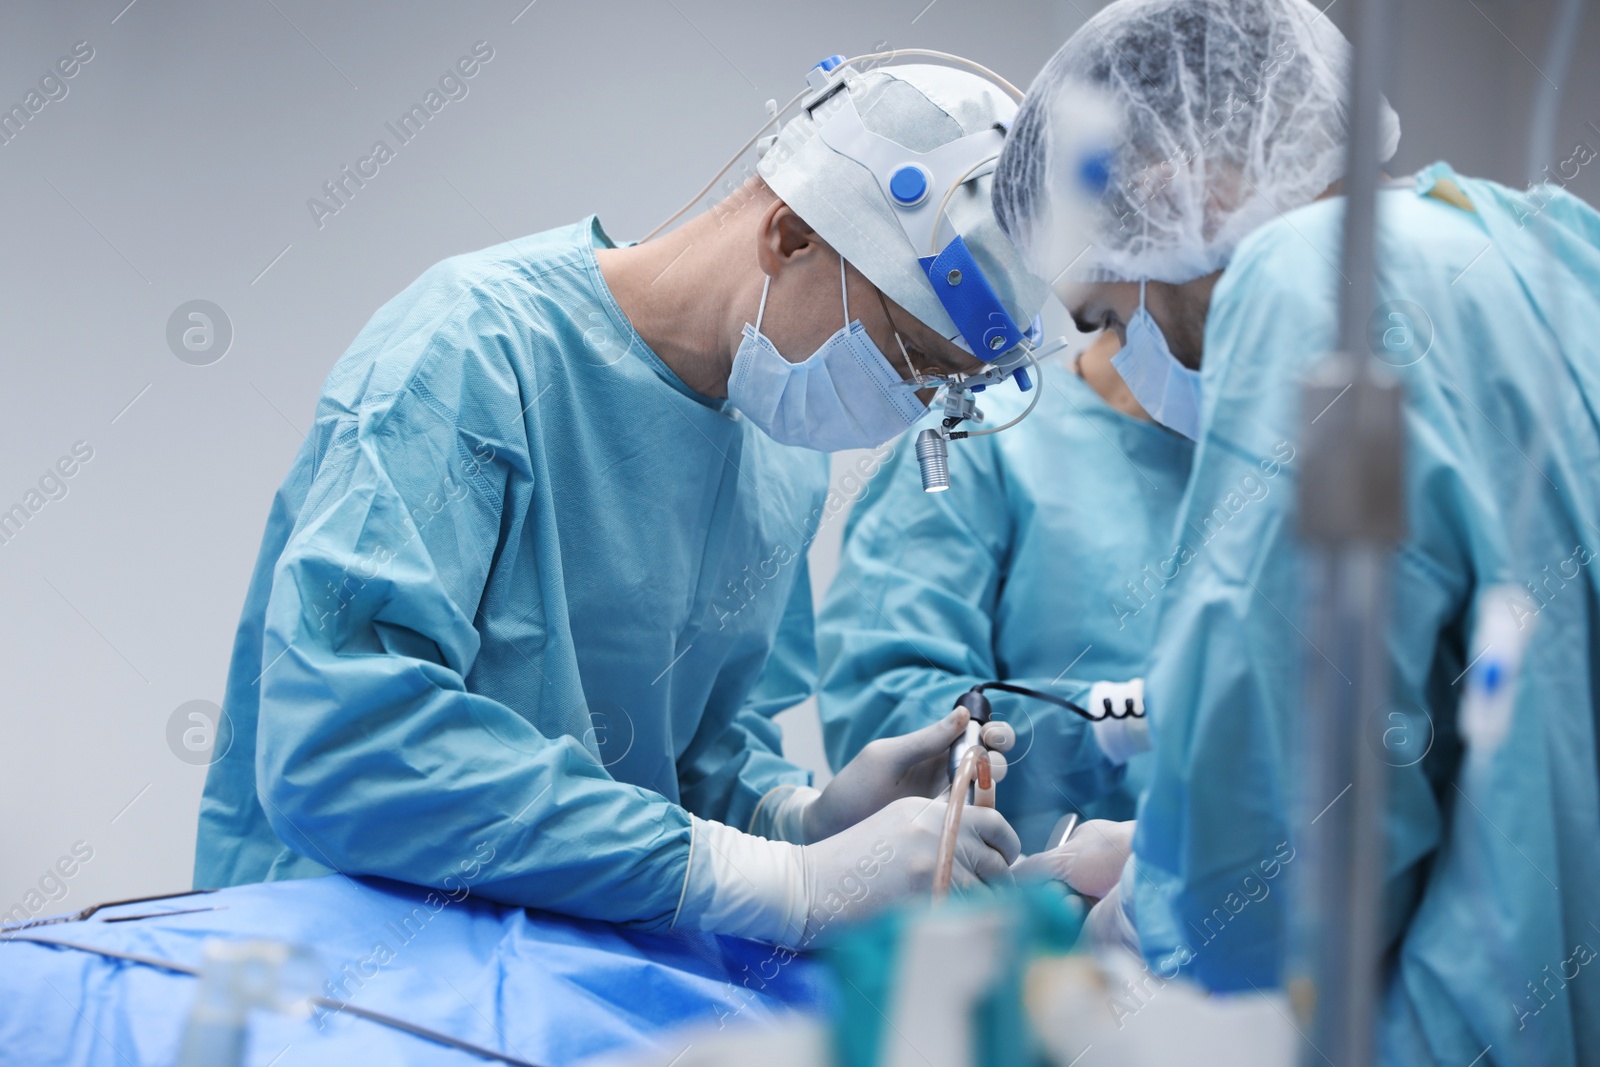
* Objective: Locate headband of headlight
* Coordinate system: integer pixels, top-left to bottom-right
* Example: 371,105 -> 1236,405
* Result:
800,55 -> 1036,379
642,51 -> 1094,490
797,54 -> 1041,393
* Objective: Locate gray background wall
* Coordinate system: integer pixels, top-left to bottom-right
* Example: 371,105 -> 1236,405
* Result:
2,0 -> 1595,915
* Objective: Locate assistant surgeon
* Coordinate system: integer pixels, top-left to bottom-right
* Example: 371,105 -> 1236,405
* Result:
993,0 -> 1600,1062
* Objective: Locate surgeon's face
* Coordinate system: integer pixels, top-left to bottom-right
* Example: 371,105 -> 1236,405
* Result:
756,200 -> 987,400
853,266 -> 987,404
1067,275 -> 1219,371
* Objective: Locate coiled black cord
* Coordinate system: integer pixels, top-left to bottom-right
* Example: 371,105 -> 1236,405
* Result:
968,681 -> 1139,722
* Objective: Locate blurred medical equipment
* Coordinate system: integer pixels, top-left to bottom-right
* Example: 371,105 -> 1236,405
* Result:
931,682 -> 1145,900
1289,0 -> 1405,1061
12,922 -> 547,1065
175,939 -> 320,1067
642,51 -> 1115,489
827,885 -> 1080,1067
590,887 -> 1297,1067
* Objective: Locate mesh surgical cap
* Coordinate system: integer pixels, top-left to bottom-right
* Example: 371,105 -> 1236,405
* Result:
993,0 -> 1401,285
759,64 -> 1048,351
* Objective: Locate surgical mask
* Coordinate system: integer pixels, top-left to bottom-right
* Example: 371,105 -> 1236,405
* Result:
1110,281 -> 1202,440
727,257 -> 927,452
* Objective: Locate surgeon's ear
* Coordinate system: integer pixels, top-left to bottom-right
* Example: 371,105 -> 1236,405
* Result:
756,200 -> 824,278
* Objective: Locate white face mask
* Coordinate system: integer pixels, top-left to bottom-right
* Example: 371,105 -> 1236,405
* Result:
1110,280 -> 1202,439
727,257 -> 927,452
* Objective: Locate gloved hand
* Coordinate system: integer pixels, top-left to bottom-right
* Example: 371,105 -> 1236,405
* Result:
1082,880 -> 1140,954
979,720 -> 1017,755
1010,819 -> 1134,899
799,706 -> 976,844
800,795 -> 1020,945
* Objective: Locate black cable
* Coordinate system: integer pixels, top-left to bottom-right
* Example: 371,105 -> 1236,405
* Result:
1,888 -> 216,935
971,680 -> 1138,722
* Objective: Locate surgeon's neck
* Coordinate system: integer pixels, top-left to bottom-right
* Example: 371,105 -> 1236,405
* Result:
595,200 -> 754,399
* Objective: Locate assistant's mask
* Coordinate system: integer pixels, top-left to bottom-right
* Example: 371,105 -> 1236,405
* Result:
1110,281 -> 1201,440
728,256 -> 926,451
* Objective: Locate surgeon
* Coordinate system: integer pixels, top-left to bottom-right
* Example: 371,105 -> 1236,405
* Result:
993,0 -> 1600,1062
817,328 -> 1192,856
195,57 -> 1050,949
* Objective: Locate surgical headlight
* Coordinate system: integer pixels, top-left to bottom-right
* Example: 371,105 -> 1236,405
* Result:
644,50 -> 1091,491
804,56 -> 1034,376
915,331 -> 1071,493
801,53 -> 1077,493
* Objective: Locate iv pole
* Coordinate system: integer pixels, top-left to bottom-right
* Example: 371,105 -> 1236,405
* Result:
1292,0 -> 1403,1063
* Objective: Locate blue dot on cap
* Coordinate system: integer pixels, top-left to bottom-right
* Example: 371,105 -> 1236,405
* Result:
889,165 -> 929,206
1079,149 -> 1112,194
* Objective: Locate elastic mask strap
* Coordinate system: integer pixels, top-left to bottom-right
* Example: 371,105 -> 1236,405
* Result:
897,334 -> 918,383
839,254 -> 849,327
874,285 -> 920,384
754,275 -> 772,334
1136,214 -> 1151,314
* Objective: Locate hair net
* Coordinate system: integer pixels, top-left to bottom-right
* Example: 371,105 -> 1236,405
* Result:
760,64 -> 1048,348
994,0 -> 1401,285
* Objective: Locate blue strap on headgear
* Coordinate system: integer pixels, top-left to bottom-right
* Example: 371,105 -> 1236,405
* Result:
807,54 -> 1032,386
918,235 -> 1027,361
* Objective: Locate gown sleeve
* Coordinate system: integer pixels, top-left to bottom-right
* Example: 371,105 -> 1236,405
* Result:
255,294 -> 697,930
678,555 -> 817,834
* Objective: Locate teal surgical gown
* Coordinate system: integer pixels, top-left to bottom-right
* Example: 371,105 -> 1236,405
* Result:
195,219 -> 830,930
817,371 -> 1193,852
1129,164 -> 1600,1066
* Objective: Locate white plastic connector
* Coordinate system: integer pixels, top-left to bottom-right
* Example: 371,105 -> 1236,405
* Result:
1088,679 -> 1149,765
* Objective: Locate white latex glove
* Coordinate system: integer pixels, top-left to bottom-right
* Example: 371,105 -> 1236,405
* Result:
1081,880 -> 1140,954
1009,819 -> 1134,899
980,720 -> 1016,755
798,707 -> 974,844
800,795 -> 1020,946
